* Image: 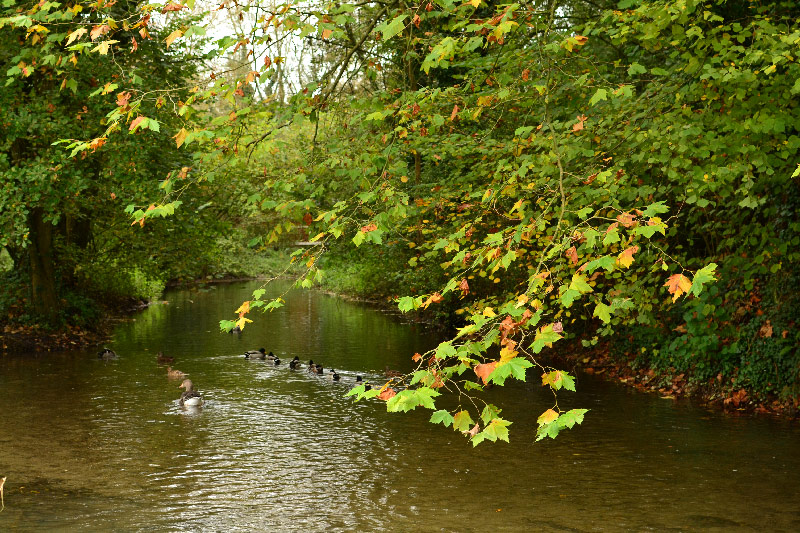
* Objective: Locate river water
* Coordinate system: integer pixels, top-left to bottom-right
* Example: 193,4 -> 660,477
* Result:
0,281 -> 798,532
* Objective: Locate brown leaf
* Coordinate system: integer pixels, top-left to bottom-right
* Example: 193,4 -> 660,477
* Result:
574,35 -> 588,46
360,223 -> 377,233
759,320 -> 773,338
572,114 -> 587,132
617,212 -> 637,227
412,14 -> 421,28
129,116 -> 146,132
459,278 -> 469,297
521,68 -> 530,81
90,24 -> 110,41
466,422 -> 480,438
450,104 -> 459,121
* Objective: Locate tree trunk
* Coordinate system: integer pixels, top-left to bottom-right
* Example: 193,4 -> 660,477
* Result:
28,208 -> 59,324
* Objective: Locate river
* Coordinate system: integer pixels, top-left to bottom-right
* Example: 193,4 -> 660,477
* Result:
0,281 -> 798,531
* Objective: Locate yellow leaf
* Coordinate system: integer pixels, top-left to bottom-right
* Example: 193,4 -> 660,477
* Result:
664,273 -> 692,302
309,232 -> 325,242
499,346 -> 517,363
165,29 -> 183,48
174,127 -> 188,148
470,0 -> 481,6
234,300 -> 251,315
400,175 -> 409,183
234,316 -> 253,331
537,409 -> 559,425
66,27 -> 87,46
616,245 -> 639,269
483,307 -> 496,318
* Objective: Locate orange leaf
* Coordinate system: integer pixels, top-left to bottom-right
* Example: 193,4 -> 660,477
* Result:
116,91 -> 131,108
235,300 -> 251,316
572,114 -> 587,132
474,362 -> 497,385
459,278 -> 469,296
574,35 -> 588,46
450,104 -> 459,121
165,29 -> 183,48
321,28 -> 333,39
90,24 -> 110,41
377,387 -> 397,401
565,246 -> 578,266
162,2 -> 186,12
129,116 -> 146,132
412,352 -> 422,363
360,223 -> 377,233
664,273 -> 692,302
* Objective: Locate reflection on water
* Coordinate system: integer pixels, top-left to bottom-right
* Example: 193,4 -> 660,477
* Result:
1,281 -> 799,531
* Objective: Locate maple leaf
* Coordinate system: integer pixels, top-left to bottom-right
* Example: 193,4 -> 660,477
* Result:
459,278 -> 469,297
412,352 -> 422,363
616,245 -> 639,268
759,320 -> 773,338
565,246 -> 578,265
90,24 -> 110,41
165,29 -> 183,48
522,68 -> 530,81
235,300 -> 251,316
129,116 -> 146,132
360,223 -> 377,233
66,27 -> 87,46
89,137 -> 106,152
474,361 -> 497,385
574,35 -> 588,46
537,409 -> 559,425
664,273 -> 692,302
572,114 -> 587,132
377,387 -> 397,401
162,2 -> 186,13
412,14 -> 421,28
174,127 -> 188,148
234,316 -> 253,331
466,422 -> 480,438
321,28 -> 333,39
616,212 -> 637,227
450,104 -> 459,121
131,36 -> 138,52
116,91 -> 131,108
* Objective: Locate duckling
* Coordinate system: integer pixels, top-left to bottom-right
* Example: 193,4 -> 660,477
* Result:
385,366 -> 403,378
178,379 -> 203,407
97,348 -> 117,360
289,356 -> 300,369
167,366 -> 186,379
244,348 -> 267,360
156,351 -> 174,365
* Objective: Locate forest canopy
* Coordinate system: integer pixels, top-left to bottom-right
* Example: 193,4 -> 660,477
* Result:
1,0 -> 798,443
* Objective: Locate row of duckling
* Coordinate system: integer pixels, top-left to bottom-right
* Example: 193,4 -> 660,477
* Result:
243,348 -> 371,389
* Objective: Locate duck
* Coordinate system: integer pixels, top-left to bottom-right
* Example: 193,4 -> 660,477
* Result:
331,369 -> 340,382
266,351 -> 276,360
244,348 -> 267,360
97,348 -> 117,360
385,366 -> 403,378
167,366 -> 186,379
306,360 -> 316,372
273,357 -> 281,366
314,364 -> 324,375
178,379 -> 203,407
289,356 -> 300,369
353,375 -> 371,391
156,351 -> 174,364
230,325 -> 242,335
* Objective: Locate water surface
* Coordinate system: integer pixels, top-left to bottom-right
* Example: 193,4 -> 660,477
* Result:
1,281 -> 798,531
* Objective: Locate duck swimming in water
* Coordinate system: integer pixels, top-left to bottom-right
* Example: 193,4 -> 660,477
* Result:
178,379 -> 203,406
307,360 -> 316,372
289,356 -> 300,369
244,348 -> 267,360
157,351 -> 174,365
331,369 -> 340,382
167,366 -> 186,379
97,348 -> 117,360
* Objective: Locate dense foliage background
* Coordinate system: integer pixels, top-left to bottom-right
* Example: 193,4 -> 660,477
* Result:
1,0 -> 797,440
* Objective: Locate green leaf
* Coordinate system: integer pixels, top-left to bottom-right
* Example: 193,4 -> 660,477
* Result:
481,418 -> 512,443
569,272 -> 592,294
642,201 -> 669,217
430,409 -> 454,426
593,301 -> 612,324
452,410 -> 474,432
690,263 -> 718,296
378,14 -> 407,41
589,88 -> 607,105
627,62 -> 646,75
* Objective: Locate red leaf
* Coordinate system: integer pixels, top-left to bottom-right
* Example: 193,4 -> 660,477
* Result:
360,223 -> 377,233
459,278 -> 469,296
129,116 -> 145,132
